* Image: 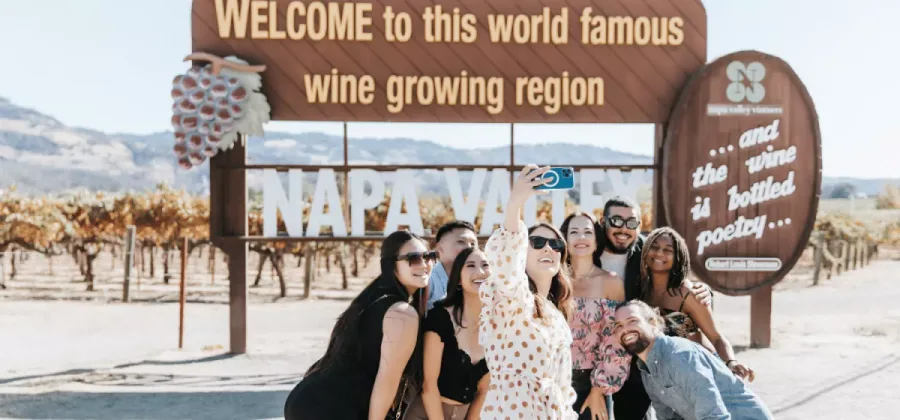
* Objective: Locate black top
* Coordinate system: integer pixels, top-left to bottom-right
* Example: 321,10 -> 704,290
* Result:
659,293 -> 700,338
423,306 -> 489,404
284,293 -> 407,420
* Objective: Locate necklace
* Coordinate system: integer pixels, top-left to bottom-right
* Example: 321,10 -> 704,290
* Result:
574,265 -> 596,281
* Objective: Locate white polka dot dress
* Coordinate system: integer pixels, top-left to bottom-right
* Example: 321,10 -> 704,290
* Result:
478,221 -> 578,420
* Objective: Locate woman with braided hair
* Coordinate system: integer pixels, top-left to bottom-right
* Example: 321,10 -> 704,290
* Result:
638,227 -> 756,382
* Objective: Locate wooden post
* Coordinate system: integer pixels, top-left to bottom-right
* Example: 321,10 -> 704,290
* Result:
303,244 -> 315,298
210,246 -> 216,285
856,240 -> 863,268
750,285 -> 773,348
340,244 -> 349,290
652,124 -> 668,228
123,225 -> 136,302
848,242 -> 856,271
837,241 -> 848,275
179,236 -> 187,349
812,232 -> 824,286
210,138 -> 249,354
862,241 -> 869,266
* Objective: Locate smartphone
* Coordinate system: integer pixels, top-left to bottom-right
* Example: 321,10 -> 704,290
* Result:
534,166 -> 575,190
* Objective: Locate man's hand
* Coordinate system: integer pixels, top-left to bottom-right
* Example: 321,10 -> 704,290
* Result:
727,360 -> 756,383
690,282 -> 713,307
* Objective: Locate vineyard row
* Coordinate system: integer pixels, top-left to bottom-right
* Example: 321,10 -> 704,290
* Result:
1,186 -> 896,294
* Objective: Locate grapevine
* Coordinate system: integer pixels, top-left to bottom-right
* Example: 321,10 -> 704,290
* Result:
1,185 -> 895,295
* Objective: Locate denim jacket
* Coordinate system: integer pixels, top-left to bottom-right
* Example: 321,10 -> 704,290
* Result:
637,336 -> 774,420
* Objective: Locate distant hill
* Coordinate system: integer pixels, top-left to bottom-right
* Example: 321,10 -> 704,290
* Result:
0,96 -> 652,196
0,96 -> 895,197
821,176 -> 898,197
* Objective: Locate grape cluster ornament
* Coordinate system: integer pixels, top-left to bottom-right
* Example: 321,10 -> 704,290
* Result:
170,53 -> 270,169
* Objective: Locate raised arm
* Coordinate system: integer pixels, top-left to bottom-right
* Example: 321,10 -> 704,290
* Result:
668,350 -> 731,420
369,302 -> 419,420
479,165 -> 551,305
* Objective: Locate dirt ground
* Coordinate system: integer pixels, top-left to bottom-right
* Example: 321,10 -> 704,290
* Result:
0,247 -> 898,419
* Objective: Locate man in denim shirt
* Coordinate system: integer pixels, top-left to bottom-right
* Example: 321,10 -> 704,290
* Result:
614,300 -> 773,420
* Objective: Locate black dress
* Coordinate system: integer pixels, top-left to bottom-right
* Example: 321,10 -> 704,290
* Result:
284,294 -> 406,420
422,306 -> 489,403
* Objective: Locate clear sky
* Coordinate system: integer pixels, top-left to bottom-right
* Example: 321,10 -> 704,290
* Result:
0,0 -> 896,178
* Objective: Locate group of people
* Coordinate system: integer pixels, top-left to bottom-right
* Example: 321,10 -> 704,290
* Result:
284,165 -> 774,420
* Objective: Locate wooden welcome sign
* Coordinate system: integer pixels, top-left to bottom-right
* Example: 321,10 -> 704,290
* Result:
662,50 -> 822,346
191,0 -> 707,123
183,1 -> 823,353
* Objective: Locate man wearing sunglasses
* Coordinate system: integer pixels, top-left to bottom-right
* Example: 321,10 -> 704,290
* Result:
427,220 -> 479,309
599,196 -> 713,420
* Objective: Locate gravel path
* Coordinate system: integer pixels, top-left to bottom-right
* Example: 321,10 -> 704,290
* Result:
1,258 -> 898,419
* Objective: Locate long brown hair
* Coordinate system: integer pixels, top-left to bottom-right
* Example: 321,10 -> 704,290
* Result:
527,222 -> 574,321
639,227 -> 691,303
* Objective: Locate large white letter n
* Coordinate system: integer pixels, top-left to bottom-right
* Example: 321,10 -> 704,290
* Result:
263,169 -> 304,237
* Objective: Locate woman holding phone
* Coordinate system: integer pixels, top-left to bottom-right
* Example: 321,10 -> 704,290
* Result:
283,230 -> 435,420
476,164 -> 578,419
405,247 -> 491,419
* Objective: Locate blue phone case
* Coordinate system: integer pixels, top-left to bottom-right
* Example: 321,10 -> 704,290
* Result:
535,167 -> 575,190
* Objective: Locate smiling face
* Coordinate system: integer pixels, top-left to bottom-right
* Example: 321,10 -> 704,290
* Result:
437,227 -> 478,267
645,233 -> 676,274
460,250 -> 491,295
566,215 -> 597,258
526,226 -> 564,281
605,206 -> 639,254
614,304 -> 661,355
394,238 -> 434,292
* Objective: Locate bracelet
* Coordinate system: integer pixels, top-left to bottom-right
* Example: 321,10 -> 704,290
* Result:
725,359 -> 738,367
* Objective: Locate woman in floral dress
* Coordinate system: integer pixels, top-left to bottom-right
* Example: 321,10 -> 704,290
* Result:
477,164 -> 579,420
560,211 -> 631,420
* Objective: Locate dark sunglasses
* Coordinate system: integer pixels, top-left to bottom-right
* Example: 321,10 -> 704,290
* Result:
607,215 -> 641,230
396,251 -> 438,265
528,236 -> 566,252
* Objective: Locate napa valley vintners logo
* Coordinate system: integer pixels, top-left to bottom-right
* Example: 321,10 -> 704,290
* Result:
726,61 -> 765,103
706,60 -> 784,117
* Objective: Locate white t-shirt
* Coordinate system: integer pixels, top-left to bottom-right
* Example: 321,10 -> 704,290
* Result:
599,252 -> 628,279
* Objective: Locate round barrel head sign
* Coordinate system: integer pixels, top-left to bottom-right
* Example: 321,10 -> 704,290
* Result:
662,50 -> 822,295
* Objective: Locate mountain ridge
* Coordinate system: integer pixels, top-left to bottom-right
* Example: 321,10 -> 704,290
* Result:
0,96 -> 895,197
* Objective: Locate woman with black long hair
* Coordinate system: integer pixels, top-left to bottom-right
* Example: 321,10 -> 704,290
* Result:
283,230 -> 436,420
405,247 -> 491,419
639,227 -> 755,382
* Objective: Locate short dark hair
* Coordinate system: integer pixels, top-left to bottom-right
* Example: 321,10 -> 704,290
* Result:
603,196 -> 641,219
435,220 -> 476,243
